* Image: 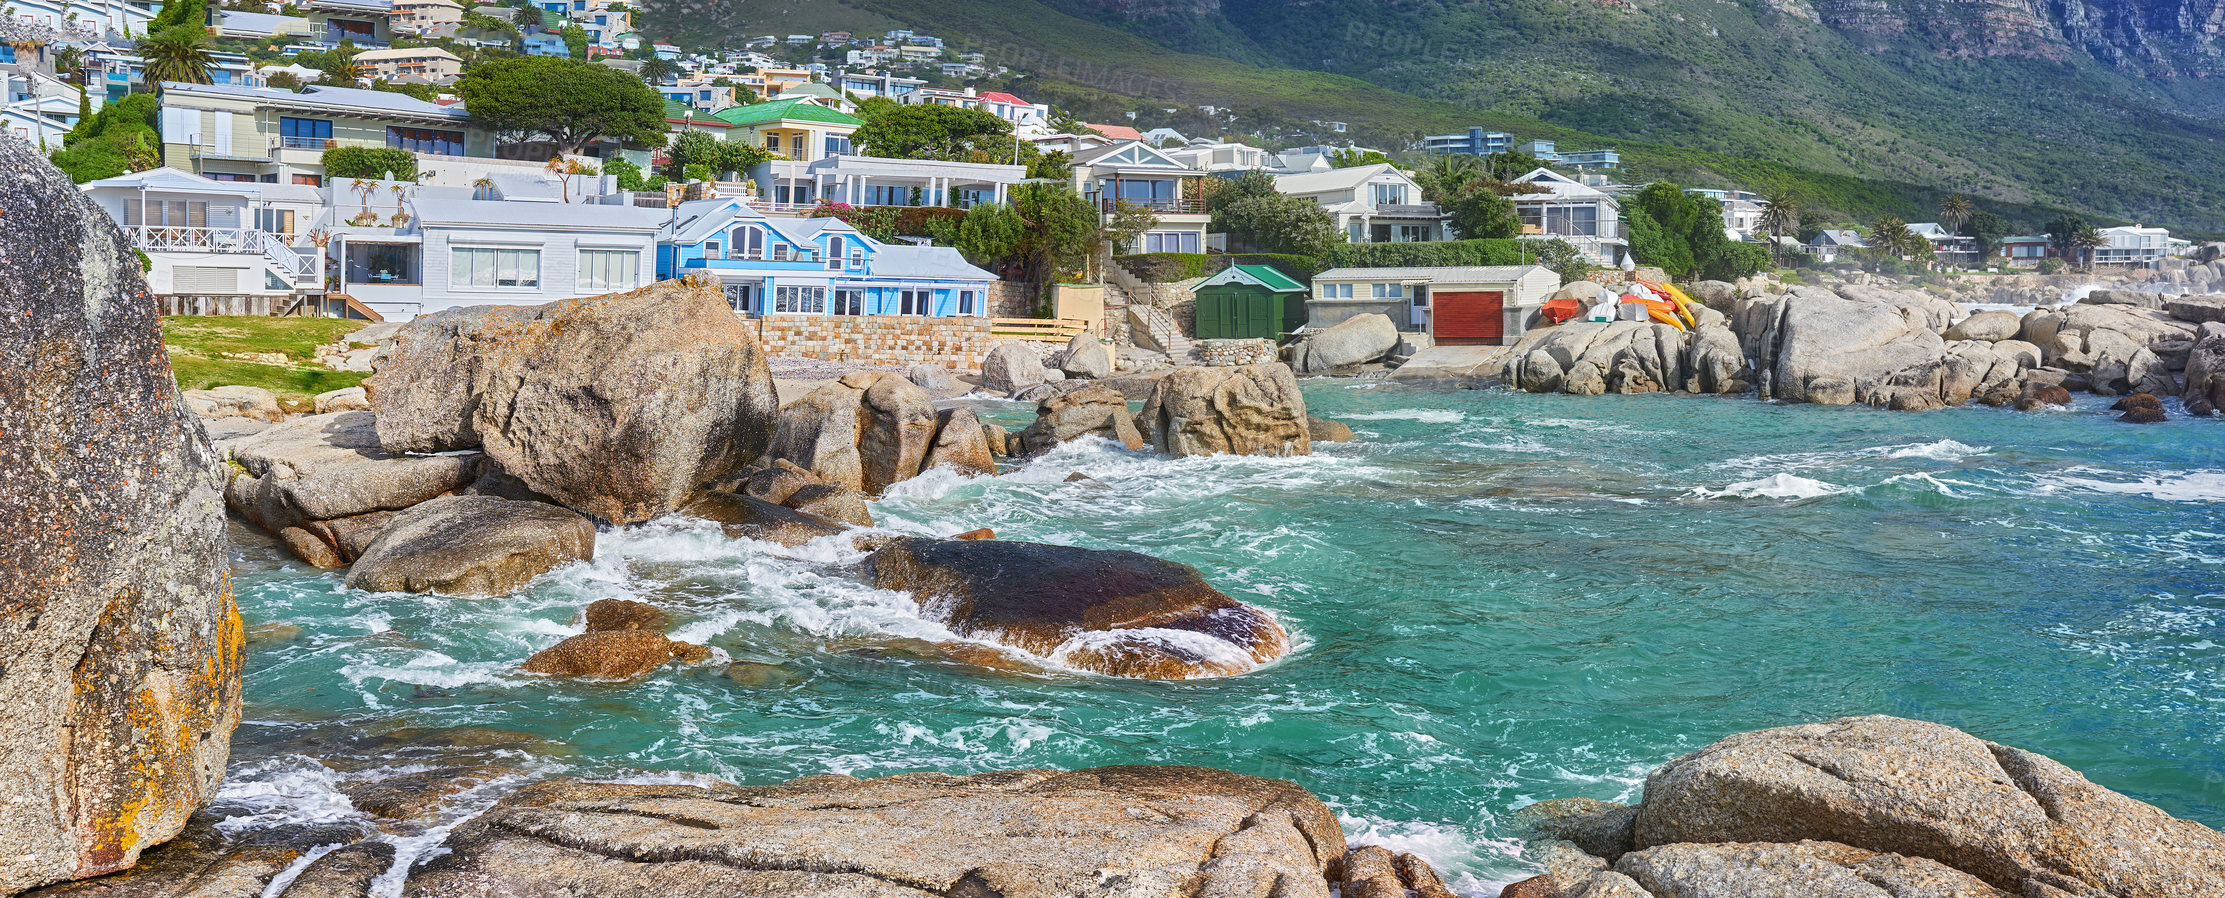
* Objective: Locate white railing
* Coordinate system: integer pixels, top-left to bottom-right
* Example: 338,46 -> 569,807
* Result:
134,226 -> 313,286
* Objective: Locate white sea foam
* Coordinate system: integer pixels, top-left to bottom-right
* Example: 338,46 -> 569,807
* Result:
1340,409 -> 1468,424
1338,812 -> 1523,897
1882,439 -> 1988,460
1692,473 -> 1847,500
338,651 -> 521,691
1045,626 -> 1263,679
212,757 -> 359,835
2050,471 -> 2225,503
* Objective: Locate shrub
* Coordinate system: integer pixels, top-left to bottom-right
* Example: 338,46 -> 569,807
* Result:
1113,252 -> 1209,282
322,146 -> 417,180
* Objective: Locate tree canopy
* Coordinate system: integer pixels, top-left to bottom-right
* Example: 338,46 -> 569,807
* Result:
1625,181 -> 1767,281
49,94 -> 160,183
457,57 -> 667,155
1329,148 -> 1392,169
851,102 -> 1015,162
664,130 -> 773,180
138,26 -> 216,87
1207,171 -> 1346,257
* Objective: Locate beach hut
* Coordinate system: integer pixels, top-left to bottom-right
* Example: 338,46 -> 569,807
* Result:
1193,264 -> 1309,340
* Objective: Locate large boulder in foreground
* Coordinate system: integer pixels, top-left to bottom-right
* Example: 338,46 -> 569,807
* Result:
862,537 -> 1289,679
1627,716 -> 2225,897
1290,313 -> 1398,374
223,411 -> 480,567
1137,363 -> 1311,458
361,304 -> 539,453
1017,383 -> 1146,456
345,496 -> 595,595
365,275 -> 779,524
0,136 -> 241,893
403,766 -> 1345,898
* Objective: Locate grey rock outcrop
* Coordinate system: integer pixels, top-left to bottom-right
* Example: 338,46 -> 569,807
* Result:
311,385 -> 370,415
682,491 -> 847,547
1017,383 -> 1146,456
364,276 -> 779,525
1137,364 -> 1312,458
344,495 -> 596,595
404,766 -> 1345,898
223,412 -> 480,567
0,135 -> 240,894
183,385 -> 284,422
770,372 -> 987,495
906,363 -> 963,397
2183,323 -> 2225,410
923,407 -> 997,475
1944,309 -> 2021,342
1060,333 -> 1114,379
1290,313 -> 1398,374
980,341 -> 1047,394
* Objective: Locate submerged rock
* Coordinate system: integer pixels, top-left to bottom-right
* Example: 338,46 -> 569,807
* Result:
581,598 -> 668,633
682,491 -> 847,546
519,629 -> 709,680
1,137 -> 240,893
1307,416 -> 1355,443
345,496 -> 595,595
861,537 -> 1289,679
403,766 -> 1345,898
1137,363 -> 1311,458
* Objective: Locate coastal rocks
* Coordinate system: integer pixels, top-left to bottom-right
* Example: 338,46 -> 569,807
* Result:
2080,288 -> 2166,309
2015,384 -> 2075,411
1616,840 -> 2010,897
923,407 -> 997,475
1137,363 -> 1312,458
582,598 -> 668,632
343,496 -> 596,595
360,304 -> 538,453
1624,716 -> 2225,897
184,384 -> 284,422
364,277 -> 781,525
1307,416 -> 1355,442
1741,288 -> 2019,410
520,629 -> 710,680
980,341 -> 1047,394
1290,313 -> 1398,374
861,537 -> 1290,679
312,385 -> 370,414
906,363 -> 963,397
404,766 -> 1345,898
2183,323 -> 2225,410
769,372 -> 990,494
709,461 -> 876,528
2164,296 -> 2225,325
682,491 -> 847,546
1944,309 -> 2021,342
223,412 -> 480,567
1061,332 -> 1114,379
0,138 -> 241,894
1341,845 -> 1460,898
1501,322 -> 1726,396
1017,383 -> 1146,456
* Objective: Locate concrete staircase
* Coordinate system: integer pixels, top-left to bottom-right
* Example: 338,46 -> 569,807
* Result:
1126,304 -> 1195,358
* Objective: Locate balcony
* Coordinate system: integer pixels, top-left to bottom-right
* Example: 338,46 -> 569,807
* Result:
1375,203 -> 1444,218
278,136 -> 336,151
1099,198 -> 1204,214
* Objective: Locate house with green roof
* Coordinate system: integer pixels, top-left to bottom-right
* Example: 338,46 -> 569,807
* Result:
713,98 -> 867,207
1193,263 -> 1311,340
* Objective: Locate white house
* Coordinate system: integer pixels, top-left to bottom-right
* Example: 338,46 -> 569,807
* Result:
806,154 -> 1028,209
1163,139 -> 1272,175
1271,163 -> 1447,244
1507,168 -> 1627,265
323,186 -> 669,320
1309,265 -> 1561,345
5,0 -> 152,38
2092,225 -> 2172,268
79,168 -> 324,302
976,91 -> 1049,136
1070,141 -> 1211,255
1908,222 -> 1981,267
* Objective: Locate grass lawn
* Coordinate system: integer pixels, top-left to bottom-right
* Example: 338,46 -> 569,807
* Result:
162,316 -> 374,409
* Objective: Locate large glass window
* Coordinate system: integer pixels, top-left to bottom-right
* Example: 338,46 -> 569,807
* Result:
1141,231 -> 1199,253
773,285 -> 826,313
578,249 -> 639,291
387,126 -> 465,155
279,117 -> 331,149
1371,182 -> 1406,205
451,247 -> 540,288
832,289 -> 863,315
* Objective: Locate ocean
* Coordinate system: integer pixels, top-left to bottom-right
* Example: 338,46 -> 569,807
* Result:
219,382 -> 2225,896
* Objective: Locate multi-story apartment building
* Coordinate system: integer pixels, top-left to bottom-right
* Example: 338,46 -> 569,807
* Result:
1423,127 -> 1511,156
353,47 -> 462,82
157,82 -> 491,186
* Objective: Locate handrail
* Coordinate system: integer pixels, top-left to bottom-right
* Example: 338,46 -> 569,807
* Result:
133,226 -> 309,281
990,317 -> 1088,340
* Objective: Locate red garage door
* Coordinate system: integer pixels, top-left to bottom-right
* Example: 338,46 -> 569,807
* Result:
1432,291 -> 1505,345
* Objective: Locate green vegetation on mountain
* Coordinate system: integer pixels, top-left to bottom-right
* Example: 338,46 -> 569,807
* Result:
648,0 -> 2225,237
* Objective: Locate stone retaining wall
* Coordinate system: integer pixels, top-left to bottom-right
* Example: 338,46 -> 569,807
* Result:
1196,339 -> 1276,367
750,314 -> 1001,370
987,281 -> 1038,318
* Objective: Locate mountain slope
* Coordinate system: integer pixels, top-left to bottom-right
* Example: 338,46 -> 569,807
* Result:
647,0 -> 2225,233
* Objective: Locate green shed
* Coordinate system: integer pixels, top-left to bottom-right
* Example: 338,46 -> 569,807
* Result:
1192,264 -> 1310,340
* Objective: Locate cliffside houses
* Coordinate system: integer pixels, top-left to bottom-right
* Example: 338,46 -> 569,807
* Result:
1270,163 -> 1447,244
156,82 -> 489,187
1508,168 -> 1628,266
1071,141 -> 1211,254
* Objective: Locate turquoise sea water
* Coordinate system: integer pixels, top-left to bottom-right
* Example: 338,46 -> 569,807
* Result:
222,383 -> 2225,895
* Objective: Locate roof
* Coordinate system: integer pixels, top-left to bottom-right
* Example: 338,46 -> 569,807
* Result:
869,244 -> 996,280
977,91 -> 1028,105
217,11 -> 309,33
162,81 -> 470,120
1272,162 -> 1408,196
410,197 -> 671,231
664,197 -> 766,244
354,47 -> 462,62
777,82 -> 843,101
1313,265 -> 1553,283
1083,122 -> 1143,141
663,99 -> 728,123
1199,264 -> 1306,293
82,166 -> 258,195
1072,140 -> 1189,171
1509,168 -> 1612,201
711,97 -> 863,127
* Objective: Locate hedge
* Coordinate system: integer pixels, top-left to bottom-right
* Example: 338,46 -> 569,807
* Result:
1113,252 -> 1209,283
322,146 -> 418,181
1215,253 -> 1320,284
812,202 -> 967,241
1317,239 -> 1526,271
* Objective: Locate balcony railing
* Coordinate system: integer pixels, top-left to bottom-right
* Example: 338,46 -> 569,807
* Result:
132,226 -> 312,283
1099,198 -> 1205,214
277,136 -> 336,151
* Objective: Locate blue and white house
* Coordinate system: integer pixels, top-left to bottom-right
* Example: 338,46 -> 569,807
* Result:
656,198 -> 998,318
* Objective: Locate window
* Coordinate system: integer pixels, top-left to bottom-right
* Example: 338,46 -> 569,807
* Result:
292,173 -> 323,187
773,285 -> 826,313
899,289 -> 927,315
772,244 -> 790,261
255,208 -> 296,237
790,133 -> 804,157
387,126 -> 465,155
958,290 -> 977,315
1371,182 -> 1405,205
279,116 -> 332,147
824,134 -> 851,156
740,226 -> 764,258
1321,283 -> 1353,299
832,289 -> 863,315
765,133 -> 779,150
1141,231 -> 1199,254
722,283 -> 753,313
451,247 -> 540,288
578,249 -> 639,291
827,236 -> 843,270
1371,283 -> 1406,300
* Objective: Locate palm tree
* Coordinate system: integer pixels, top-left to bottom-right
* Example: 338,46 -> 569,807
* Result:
1938,194 -> 1973,235
1417,153 -> 1480,203
511,5 -> 542,29
1867,215 -> 1918,260
2071,224 -> 2105,270
1757,192 -> 1800,266
138,26 -> 215,88
639,56 -> 674,85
